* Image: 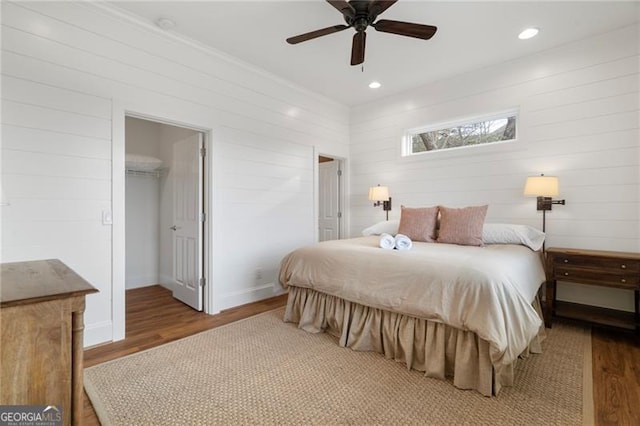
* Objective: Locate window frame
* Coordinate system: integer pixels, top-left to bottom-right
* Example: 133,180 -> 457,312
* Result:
402,108 -> 520,158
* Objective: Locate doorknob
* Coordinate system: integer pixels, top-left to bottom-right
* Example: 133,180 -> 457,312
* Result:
170,225 -> 178,231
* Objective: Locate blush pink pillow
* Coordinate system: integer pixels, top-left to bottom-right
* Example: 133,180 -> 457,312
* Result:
397,206 -> 439,242
437,205 -> 488,246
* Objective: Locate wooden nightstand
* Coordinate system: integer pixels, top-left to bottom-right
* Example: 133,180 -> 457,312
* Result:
544,247 -> 640,333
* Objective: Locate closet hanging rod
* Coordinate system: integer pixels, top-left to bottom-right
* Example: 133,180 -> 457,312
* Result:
125,168 -> 165,178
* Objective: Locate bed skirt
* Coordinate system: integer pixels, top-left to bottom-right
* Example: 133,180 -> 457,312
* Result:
284,286 -> 545,396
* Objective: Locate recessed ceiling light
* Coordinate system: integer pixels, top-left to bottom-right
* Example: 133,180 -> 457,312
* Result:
518,28 -> 539,40
156,18 -> 176,30
368,81 -> 381,89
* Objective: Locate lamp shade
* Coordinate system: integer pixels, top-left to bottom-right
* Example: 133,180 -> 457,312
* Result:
368,185 -> 389,201
524,175 -> 559,197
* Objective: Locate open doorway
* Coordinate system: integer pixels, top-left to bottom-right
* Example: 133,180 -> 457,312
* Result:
318,155 -> 344,241
124,116 -> 206,311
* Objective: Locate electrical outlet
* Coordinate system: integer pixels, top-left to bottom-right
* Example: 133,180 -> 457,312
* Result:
255,268 -> 263,281
102,209 -> 113,225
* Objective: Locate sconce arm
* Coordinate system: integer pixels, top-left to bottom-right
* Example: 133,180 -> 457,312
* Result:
536,196 -> 566,211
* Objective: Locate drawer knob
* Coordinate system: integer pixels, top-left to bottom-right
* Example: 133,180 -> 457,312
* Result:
621,279 -> 627,283
564,272 -> 569,276
563,259 -> 569,263
621,264 -> 626,269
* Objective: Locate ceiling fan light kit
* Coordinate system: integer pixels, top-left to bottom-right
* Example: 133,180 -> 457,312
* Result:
286,0 -> 438,66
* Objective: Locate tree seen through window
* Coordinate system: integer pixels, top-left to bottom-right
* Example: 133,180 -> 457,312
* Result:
410,115 -> 517,154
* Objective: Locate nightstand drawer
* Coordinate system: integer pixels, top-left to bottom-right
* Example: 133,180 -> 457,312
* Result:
554,255 -> 640,273
554,266 -> 639,289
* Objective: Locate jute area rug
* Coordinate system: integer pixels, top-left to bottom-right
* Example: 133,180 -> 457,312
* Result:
85,308 -> 593,425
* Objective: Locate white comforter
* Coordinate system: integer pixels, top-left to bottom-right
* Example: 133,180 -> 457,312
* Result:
279,236 -> 546,367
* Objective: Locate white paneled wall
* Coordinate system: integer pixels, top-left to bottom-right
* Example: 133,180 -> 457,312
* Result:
213,125 -> 315,307
350,25 -> 639,311
1,1 -> 349,346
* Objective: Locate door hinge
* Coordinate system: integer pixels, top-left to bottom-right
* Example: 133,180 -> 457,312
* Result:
337,169 -> 342,176
200,212 -> 206,222
337,212 -> 342,218
199,277 -> 206,287
200,147 -> 206,157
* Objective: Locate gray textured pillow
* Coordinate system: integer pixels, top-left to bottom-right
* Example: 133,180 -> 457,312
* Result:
437,205 -> 488,246
397,206 -> 439,242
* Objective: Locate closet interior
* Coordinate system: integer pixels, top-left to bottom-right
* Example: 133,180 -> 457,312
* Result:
124,116 -> 199,294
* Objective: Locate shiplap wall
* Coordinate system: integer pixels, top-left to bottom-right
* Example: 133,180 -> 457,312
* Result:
0,1 -> 349,346
350,25 -> 639,311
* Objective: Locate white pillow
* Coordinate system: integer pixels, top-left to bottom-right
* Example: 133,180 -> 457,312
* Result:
482,223 -> 545,251
362,220 -> 400,236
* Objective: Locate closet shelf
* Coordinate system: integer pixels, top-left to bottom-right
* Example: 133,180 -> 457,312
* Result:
125,153 -> 165,178
125,168 -> 165,178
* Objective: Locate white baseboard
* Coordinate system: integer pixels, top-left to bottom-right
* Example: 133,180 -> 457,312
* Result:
84,320 -> 113,348
216,283 -> 283,312
125,275 -> 159,289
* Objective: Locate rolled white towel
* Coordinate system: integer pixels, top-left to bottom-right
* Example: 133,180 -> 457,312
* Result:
379,233 -> 395,250
394,234 -> 413,251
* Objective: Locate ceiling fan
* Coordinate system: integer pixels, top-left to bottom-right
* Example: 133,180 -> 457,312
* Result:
286,0 -> 438,66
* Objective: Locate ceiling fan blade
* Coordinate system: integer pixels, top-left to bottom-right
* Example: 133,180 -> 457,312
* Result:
373,19 -> 438,40
286,24 -> 350,44
326,0 -> 356,19
350,32 -> 366,66
368,0 -> 398,18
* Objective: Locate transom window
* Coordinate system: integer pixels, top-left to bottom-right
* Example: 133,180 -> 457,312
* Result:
403,110 -> 518,156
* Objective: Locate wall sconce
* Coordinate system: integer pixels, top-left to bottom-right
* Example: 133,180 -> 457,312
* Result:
368,184 -> 392,220
524,174 -> 566,234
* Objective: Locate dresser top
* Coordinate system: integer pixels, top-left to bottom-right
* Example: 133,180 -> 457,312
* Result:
1,259 -> 98,307
546,247 -> 640,260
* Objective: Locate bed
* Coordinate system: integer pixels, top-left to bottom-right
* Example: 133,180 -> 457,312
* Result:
278,234 -> 547,396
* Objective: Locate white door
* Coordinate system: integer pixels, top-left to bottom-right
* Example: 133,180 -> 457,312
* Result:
171,134 -> 204,311
318,159 -> 341,241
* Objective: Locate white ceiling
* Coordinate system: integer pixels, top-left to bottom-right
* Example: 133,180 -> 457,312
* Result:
111,1 -> 639,106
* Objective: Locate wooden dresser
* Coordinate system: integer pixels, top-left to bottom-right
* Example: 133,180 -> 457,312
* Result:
0,259 -> 98,426
544,247 -> 640,332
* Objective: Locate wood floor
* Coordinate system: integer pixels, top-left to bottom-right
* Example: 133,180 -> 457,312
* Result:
83,285 -> 640,425
591,326 -> 640,425
82,286 -> 288,425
